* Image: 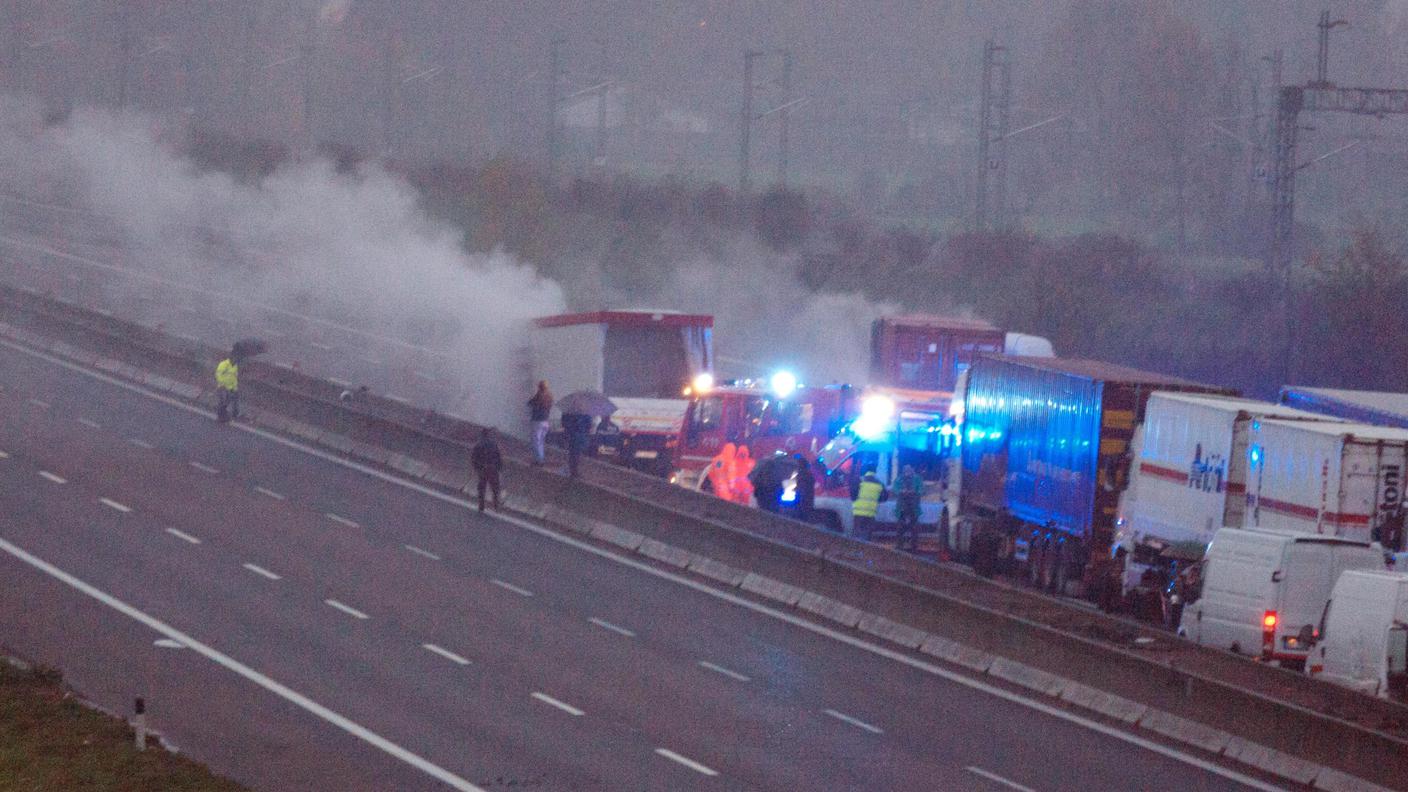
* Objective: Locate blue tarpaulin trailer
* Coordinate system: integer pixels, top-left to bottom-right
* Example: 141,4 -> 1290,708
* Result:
960,356 -> 1233,585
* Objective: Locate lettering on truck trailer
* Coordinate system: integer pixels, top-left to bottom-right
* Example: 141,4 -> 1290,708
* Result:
1186,443 -> 1226,494
1381,464 -> 1401,515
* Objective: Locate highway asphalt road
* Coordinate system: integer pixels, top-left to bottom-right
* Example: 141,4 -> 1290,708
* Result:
0,339 -> 1289,791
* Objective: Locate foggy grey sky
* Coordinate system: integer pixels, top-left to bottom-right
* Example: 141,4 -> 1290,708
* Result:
9,1 -> 1408,186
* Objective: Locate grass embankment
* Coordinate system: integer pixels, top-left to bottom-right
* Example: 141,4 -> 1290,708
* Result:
0,660 -> 246,791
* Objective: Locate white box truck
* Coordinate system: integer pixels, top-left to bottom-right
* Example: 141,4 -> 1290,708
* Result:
1246,420 -> 1408,551
1179,528 -> 1384,666
1116,394 -> 1337,584
1310,570 -> 1408,700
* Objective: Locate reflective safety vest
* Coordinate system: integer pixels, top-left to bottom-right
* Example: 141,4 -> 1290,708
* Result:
215,359 -> 239,391
853,479 -> 884,518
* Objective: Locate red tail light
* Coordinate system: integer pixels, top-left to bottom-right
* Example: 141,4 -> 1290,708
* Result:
1261,610 -> 1278,659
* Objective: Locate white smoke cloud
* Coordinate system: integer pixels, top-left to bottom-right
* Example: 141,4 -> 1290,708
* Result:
0,98 -> 565,428
602,235 -> 897,386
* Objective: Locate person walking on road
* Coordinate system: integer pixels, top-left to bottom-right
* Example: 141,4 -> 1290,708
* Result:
895,464 -> 923,552
792,453 -> 816,523
215,348 -> 242,423
560,411 -> 593,478
851,469 -> 887,541
470,428 -> 503,512
527,381 -> 553,465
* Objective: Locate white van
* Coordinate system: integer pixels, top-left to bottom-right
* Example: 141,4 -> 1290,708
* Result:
1179,528 -> 1385,666
1310,570 -> 1408,700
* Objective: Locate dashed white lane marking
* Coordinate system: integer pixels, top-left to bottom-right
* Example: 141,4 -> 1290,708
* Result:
164,528 -> 201,544
421,643 -> 471,666
254,486 -> 286,500
127,438 -> 155,449
325,599 -> 370,620
0,537 -> 487,792
530,692 -> 584,717
77,417 -> 101,428
27,398 -> 50,409
404,544 -> 441,561
587,617 -> 636,638
654,748 -> 718,777
188,461 -> 219,474
823,708 -> 883,734
325,513 -> 361,528
0,338 -> 1286,792
698,660 -> 751,682
0,450 -> 9,459
242,562 -> 281,580
386,394 -> 411,404
328,377 -> 351,387
99,497 -> 132,513
490,578 -> 532,597
966,766 -> 1036,792
38,471 -> 66,484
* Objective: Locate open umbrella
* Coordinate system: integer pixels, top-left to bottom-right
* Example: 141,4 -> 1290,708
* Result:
231,337 -> 268,360
557,390 -> 617,417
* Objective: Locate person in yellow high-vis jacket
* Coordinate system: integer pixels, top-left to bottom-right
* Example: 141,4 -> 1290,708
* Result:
850,470 -> 888,541
215,352 -> 240,423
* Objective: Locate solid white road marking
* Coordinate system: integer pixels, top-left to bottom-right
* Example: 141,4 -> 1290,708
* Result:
966,766 -> 1037,792
0,338 -> 1289,792
38,471 -> 66,484
254,486 -> 286,500
77,417 -> 101,429
404,544 -> 441,561
188,461 -> 219,474
242,563 -> 281,580
698,661 -> 751,682
164,528 -> 201,544
26,398 -> 49,409
98,498 -> 132,513
530,692 -> 584,717
325,599 -> 369,620
325,513 -> 361,528
654,749 -> 718,777
421,643 -> 471,666
128,438 -> 155,449
0,537 -> 486,792
587,617 -> 635,638
490,578 -> 532,597
823,708 -> 883,734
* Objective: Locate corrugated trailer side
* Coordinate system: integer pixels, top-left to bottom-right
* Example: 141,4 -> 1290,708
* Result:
1248,419 -> 1408,550
960,355 -> 1233,591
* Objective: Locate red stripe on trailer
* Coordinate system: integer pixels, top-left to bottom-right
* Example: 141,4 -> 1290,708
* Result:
534,311 -> 714,329
1137,461 -> 1188,483
1255,495 -> 1372,526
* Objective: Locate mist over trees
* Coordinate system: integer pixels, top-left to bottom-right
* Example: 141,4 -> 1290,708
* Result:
3,1 -> 1407,395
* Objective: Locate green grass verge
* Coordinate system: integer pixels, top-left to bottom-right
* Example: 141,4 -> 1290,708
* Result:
0,660 -> 246,791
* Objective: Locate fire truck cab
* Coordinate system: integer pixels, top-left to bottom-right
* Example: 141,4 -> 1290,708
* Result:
674,376 -> 852,491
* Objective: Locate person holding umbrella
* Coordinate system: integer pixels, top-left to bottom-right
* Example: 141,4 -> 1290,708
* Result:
556,390 -> 616,479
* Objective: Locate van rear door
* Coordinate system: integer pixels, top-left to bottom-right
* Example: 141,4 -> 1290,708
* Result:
1280,542 -> 1336,658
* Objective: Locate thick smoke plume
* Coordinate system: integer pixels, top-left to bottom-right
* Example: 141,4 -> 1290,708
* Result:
0,96 -> 565,428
